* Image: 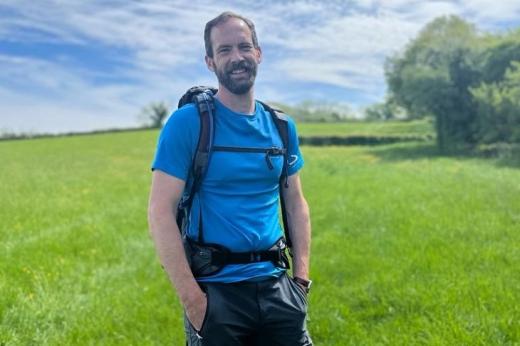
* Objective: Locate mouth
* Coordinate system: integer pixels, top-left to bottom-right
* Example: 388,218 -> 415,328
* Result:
230,67 -> 248,76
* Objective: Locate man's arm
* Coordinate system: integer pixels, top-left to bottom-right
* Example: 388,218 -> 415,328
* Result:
282,173 -> 311,280
148,170 -> 206,330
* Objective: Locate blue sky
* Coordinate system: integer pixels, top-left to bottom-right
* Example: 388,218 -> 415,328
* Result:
1,0 -> 520,134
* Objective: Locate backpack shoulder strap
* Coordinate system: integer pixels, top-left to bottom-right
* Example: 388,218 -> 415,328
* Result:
176,86 -> 216,240
191,91 -> 215,187
258,101 -> 293,250
179,86 -> 217,194
258,101 -> 290,184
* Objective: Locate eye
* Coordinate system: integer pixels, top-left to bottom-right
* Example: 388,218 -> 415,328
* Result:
217,47 -> 231,54
240,44 -> 253,51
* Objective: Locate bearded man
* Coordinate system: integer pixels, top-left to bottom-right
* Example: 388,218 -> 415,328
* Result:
148,11 -> 312,345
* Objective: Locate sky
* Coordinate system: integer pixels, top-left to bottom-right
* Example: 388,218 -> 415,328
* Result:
1,0 -> 520,135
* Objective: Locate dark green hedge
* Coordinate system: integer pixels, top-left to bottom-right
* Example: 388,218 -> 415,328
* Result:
299,135 -> 433,146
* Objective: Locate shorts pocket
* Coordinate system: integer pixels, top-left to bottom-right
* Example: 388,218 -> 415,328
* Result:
287,274 -> 308,306
198,290 -> 212,336
187,289 -> 212,337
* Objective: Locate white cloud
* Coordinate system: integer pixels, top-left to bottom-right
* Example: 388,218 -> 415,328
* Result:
0,54 -> 141,133
0,87 -> 136,134
1,0 -> 520,133
384,1 -> 462,23
461,0 -> 520,23
0,53 -> 193,134
253,8 -> 420,96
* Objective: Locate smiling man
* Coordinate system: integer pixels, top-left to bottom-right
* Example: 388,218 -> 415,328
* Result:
148,11 -> 312,345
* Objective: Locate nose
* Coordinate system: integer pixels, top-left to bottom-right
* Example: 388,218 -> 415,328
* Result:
229,47 -> 245,63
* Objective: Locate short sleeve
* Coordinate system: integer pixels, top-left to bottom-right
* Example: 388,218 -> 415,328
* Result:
151,105 -> 200,181
286,116 -> 304,176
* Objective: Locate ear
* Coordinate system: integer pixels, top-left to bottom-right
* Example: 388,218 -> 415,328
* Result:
205,56 -> 215,72
256,46 -> 262,64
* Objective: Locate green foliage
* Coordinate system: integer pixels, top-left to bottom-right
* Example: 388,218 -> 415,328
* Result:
479,30 -> 520,84
385,15 -> 480,114
385,16 -> 478,151
471,61 -> 520,144
385,15 -> 482,152
386,16 -> 520,153
364,99 -> 407,121
1,129 -> 519,344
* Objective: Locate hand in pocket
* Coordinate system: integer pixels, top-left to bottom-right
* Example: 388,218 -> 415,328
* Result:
185,290 -> 208,332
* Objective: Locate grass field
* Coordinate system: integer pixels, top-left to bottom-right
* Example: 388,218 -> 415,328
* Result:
1,125 -> 519,345
296,119 -> 434,138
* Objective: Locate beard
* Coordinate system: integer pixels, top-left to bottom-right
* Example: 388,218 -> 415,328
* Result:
215,59 -> 258,95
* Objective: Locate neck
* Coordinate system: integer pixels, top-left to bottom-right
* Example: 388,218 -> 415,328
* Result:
215,86 -> 255,115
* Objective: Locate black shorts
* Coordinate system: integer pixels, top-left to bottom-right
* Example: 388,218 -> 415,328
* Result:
184,273 -> 312,346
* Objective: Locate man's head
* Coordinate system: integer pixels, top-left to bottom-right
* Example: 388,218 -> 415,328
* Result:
204,12 -> 262,95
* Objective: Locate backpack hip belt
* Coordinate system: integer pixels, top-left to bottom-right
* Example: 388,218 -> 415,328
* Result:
183,236 -> 290,278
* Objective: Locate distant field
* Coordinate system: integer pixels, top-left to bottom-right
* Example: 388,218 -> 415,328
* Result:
1,126 -> 519,345
297,119 -> 434,138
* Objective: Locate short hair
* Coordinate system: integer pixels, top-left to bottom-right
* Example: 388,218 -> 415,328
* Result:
204,11 -> 259,58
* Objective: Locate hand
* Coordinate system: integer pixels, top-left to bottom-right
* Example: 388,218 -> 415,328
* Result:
295,281 -> 308,293
292,276 -> 311,295
184,289 -> 207,332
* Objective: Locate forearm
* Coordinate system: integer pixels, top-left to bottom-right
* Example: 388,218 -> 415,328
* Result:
287,197 -> 311,279
148,208 -> 202,305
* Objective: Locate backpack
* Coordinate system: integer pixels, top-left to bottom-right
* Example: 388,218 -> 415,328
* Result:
175,86 -> 293,254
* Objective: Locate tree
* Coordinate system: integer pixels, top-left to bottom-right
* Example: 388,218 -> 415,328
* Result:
385,16 -> 481,152
479,30 -> 520,84
140,101 -> 170,128
364,98 -> 406,121
471,61 -> 520,144
469,29 -> 520,145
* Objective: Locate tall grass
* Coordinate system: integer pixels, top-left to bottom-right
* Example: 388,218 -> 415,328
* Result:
1,130 -> 518,345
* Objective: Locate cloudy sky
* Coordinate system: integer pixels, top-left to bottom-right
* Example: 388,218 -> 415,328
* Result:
1,0 -> 520,134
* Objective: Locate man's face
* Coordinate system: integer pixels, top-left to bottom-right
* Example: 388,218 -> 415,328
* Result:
206,17 -> 262,95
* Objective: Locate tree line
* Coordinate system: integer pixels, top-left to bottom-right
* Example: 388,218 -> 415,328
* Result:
385,15 -> 520,153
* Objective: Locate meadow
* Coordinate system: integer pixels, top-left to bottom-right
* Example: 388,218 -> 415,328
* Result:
295,119 -> 434,138
1,122 -> 519,345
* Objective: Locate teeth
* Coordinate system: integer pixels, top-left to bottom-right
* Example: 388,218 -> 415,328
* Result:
231,68 -> 246,74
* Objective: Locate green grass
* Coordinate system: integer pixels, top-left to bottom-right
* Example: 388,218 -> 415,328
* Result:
303,144 -> 520,345
1,128 -> 519,345
297,119 -> 434,138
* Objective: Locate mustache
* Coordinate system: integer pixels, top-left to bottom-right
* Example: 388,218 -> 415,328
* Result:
226,60 -> 253,73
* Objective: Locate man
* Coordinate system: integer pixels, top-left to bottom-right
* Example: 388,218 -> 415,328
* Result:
148,11 -> 312,345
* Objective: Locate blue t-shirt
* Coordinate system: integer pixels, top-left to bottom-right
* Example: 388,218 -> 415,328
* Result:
152,98 -> 304,283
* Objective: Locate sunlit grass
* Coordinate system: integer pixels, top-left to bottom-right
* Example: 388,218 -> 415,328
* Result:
297,119 -> 434,138
303,144 -> 520,345
1,129 -> 518,345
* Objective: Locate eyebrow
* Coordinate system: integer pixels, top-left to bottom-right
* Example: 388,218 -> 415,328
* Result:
216,44 -> 232,51
215,39 -> 254,53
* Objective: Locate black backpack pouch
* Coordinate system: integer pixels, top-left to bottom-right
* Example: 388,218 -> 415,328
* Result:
182,235 -> 230,277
